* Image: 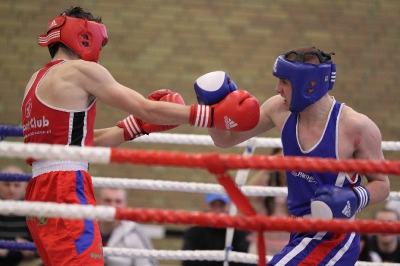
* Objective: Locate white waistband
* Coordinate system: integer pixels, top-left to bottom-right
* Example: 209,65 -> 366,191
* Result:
32,160 -> 89,178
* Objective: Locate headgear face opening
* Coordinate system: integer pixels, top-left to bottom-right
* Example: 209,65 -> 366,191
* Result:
272,49 -> 336,113
38,14 -> 108,63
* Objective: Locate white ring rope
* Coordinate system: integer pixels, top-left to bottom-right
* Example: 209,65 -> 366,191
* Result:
104,248 -> 264,264
0,141 -> 111,163
92,177 -> 400,200
2,136 -> 400,164
3,130 -> 400,151
93,177 -> 288,197
132,133 -> 282,148
133,133 -> 400,151
382,141 -> 400,151
0,200 -> 116,221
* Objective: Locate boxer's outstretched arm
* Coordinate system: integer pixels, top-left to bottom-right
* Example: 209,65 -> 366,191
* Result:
94,127 -> 125,147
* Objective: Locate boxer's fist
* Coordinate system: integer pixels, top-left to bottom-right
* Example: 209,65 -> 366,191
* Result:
190,90 -> 260,131
117,89 -> 185,141
147,89 -> 183,103
194,71 -> 237,105
311,185 -> 370,219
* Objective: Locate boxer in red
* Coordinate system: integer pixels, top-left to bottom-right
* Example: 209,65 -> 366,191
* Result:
21,6 -> 259,265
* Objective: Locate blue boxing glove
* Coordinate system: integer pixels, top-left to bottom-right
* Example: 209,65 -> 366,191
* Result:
311,185 -> 370,219
194,71 -> 237,105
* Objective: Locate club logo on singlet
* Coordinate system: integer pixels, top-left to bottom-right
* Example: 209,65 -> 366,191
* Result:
22,116 -> 50,132
25,98 -> 32,118
23,97 -> 51,134
291,171 -> 318,185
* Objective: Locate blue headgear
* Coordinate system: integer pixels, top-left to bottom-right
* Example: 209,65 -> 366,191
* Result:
272,48 -> 336,112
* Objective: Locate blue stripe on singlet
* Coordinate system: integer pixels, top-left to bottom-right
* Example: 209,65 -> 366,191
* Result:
74,170 -> 95,255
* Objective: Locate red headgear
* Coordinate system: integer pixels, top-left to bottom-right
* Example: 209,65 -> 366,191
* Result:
38,14 -> 108,63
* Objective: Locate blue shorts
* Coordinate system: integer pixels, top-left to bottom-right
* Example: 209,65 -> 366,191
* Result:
268,231 -> 359,265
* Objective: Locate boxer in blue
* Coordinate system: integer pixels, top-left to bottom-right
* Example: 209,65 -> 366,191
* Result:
194,47 -> 390,265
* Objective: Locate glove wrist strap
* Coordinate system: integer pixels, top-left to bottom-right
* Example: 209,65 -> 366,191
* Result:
353,185 -> 370,213
116,115 -> 146,141
189,104 -> 213,128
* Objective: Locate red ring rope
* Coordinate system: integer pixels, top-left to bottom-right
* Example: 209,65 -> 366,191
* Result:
110,149 -> 400,175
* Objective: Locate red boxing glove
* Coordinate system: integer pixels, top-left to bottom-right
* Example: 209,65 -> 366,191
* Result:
117,89 -> 185,141
189,90 -> 260,131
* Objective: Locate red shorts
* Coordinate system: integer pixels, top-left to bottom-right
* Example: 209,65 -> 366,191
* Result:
25,169 -> 104,266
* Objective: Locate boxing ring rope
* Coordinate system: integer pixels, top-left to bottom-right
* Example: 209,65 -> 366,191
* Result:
3,141 -> 400,175
1,141 -> 400,222
1,126 -> 400,265
0,200 -> 399,265
1,172 -> 400,200
135,133 -> 400,152
1,142 -> 400,222
3,125 -> 400,150
0,239 -> 263,264
0,242 -> 396,266
0,172 -> 289,196
1,200 -> 400,235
